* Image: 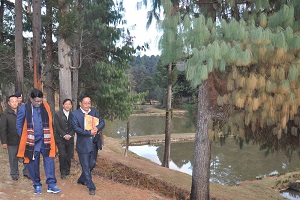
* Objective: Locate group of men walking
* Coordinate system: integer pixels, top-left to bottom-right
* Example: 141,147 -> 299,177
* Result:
0,88 -> 105,196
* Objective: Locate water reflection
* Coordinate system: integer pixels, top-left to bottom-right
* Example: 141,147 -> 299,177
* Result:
129,138 -> 300,186
105,115 -> 195,138
281,190 -> 300,200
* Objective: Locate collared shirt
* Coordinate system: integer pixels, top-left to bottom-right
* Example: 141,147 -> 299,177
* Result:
80,107 -> 92,138
80,107 -> 91,114
63,109 -> 70,120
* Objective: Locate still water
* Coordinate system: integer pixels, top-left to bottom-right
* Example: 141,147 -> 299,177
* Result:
105,115 -> 195,138
128,139 -> 300,186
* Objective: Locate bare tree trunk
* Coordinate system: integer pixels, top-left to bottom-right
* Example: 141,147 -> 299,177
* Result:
162,63 -> 172,168
190,80 -> 211,200
32,0 -> 42,90
58,38 -> 72,104
44,0 -> 55,112
15,0 -> 23,93
0,0 -> 4,43
124,120 -> 129,156
58,0 -> 72,105
27,39 -> 33,72
72,48 -> 79,110
71,0 -> 83,110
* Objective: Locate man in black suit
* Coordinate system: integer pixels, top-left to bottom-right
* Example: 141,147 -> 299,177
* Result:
71,94 -> 105,195
53,98 -> 74,179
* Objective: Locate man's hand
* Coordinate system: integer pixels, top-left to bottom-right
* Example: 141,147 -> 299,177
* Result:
63,134 -> 71,140
2,144 -> 7,149
91,127 -> 98,136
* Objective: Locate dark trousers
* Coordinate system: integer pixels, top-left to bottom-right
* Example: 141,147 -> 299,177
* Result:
56,139 -> 74,176
7,145 -> 19,178
77,144 -> 98,190
7,145 -> 29,178
27,149 -> 57,188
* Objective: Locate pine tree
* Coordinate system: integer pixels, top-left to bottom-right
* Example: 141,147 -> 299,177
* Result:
159,0 -> 300,199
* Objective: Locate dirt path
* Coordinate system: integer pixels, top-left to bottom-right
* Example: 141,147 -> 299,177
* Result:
0,146 -> 170,200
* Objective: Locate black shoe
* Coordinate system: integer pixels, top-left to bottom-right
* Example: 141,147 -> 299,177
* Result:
89,189 -> 95,195
77,180 -> 85,185
61,175 -> 66,179
23,174 -> 30,179
12,177 -> 18,181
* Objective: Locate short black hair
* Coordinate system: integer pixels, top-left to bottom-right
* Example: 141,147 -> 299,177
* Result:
62,98 -> 72,105
15,91 -> 22,97
7,95 -> 17,102
78,94 -> 91,103
30,88 -> 43,99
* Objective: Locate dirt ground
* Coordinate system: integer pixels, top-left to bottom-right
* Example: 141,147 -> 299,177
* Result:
0,146 -> 172,200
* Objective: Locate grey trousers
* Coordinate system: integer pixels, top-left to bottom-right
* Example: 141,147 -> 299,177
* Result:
7,145 -> 29,178
7,145 -> 19,178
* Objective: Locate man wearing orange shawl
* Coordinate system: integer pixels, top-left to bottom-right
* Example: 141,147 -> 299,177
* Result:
16,88 -> 61,195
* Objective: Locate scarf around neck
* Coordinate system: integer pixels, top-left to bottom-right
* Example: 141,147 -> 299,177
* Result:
17,100 -> 55,163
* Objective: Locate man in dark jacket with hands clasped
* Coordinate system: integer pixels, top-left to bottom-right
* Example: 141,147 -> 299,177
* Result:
53,98 -> 74,179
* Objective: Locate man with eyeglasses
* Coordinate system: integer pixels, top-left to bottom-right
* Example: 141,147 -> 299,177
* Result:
71,93 -> 105,195
16,88 -> 62,195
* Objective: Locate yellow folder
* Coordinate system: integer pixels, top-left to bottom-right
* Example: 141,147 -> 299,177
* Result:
84,114 -> 99,130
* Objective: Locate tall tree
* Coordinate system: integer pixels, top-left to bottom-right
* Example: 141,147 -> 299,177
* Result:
0,0 -> 5,43
44,0 -> 55,113
158,0 -> 300,199
14,0 -> 23,93
159,0 -> 184,168
57,0 -> 72,104
32,0 -> 42,89
162,63 -> 172,167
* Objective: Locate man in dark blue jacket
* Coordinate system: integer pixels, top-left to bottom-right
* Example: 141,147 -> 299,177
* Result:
71,94 -> 105,195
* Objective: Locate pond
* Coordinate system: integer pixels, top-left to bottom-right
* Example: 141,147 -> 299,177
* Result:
128,139 -> 300,186
105,115 -> 195,138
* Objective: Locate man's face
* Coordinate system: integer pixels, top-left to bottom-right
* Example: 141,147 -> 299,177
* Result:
8,97 -> 18,110
63,100 -> 72,112
17,96 -> 22,104
30,97 -> 43,107
79,97 -> 91,113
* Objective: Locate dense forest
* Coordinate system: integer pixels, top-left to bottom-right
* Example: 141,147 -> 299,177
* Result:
129,55 -> 197,108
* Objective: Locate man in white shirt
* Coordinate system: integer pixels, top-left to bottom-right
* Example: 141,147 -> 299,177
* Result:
53,99 -> 74,179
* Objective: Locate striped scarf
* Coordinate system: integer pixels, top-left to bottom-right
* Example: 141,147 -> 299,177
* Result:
24,101 -> 51,161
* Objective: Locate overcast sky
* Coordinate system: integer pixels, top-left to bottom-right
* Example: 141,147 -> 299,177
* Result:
122,0 -> 162,56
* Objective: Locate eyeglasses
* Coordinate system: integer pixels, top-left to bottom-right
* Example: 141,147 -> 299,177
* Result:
32,98 -> 43,103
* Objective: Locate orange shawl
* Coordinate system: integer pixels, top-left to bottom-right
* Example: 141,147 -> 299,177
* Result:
17,101 -> 56,163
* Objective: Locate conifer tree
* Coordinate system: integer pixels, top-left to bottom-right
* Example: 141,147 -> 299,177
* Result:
159,0 -> 300,199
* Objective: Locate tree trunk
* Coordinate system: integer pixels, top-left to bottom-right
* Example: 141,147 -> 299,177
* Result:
27,39 -> 33,72
0,0 -> 4,43
58,37 -> 72,104
44,0 -> 55,113
71,0 -> 83,110
72,47 -> 79,110
32,0 -> 42,89
124,120 -> 130,156
15,0 -> 23,93
162,63 -> 172,168
190,80 -> 211,200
